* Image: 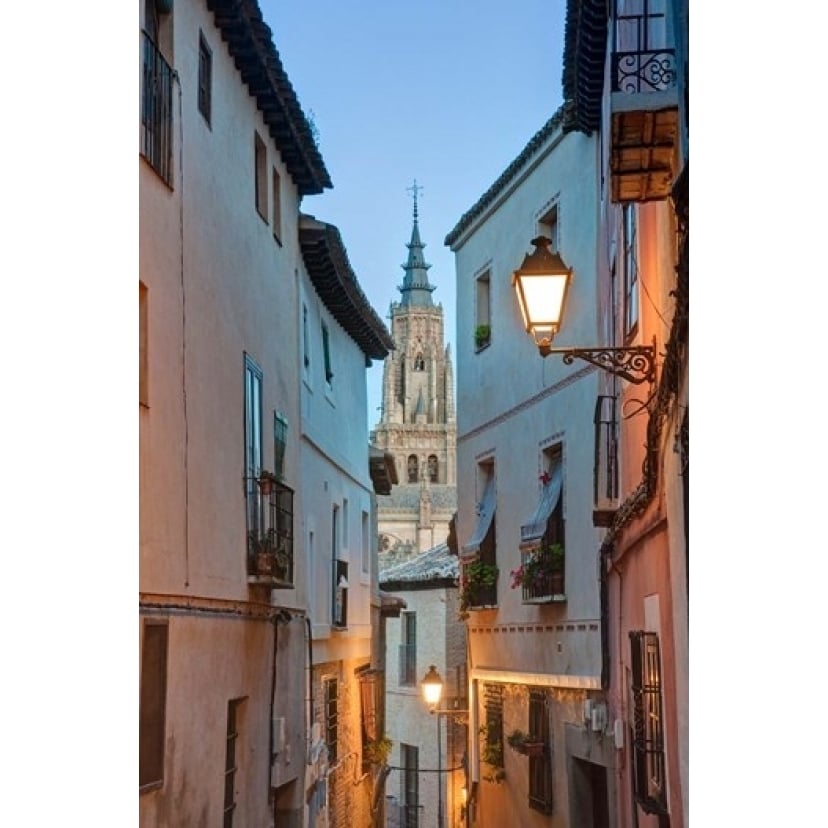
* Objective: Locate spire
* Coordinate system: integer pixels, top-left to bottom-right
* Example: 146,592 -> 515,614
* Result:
399,180 -> 436,307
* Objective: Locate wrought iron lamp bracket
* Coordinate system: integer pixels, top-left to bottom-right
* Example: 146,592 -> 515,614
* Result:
539,338 -> 656,385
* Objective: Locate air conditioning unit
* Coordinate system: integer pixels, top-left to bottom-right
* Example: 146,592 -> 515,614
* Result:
590,702 -> 607,733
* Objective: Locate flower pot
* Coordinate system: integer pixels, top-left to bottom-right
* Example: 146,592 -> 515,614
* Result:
520,741 -> 545,757
258,477 -> 274,495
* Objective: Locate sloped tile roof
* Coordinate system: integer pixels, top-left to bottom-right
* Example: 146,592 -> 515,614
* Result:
206,0 -> 332,195
378,543 -> 459,588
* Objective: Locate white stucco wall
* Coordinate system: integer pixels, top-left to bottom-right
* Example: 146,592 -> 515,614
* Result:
140,2 -> 318,825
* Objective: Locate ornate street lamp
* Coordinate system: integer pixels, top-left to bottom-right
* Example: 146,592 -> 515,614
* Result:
421,664 -> 443,710
512,237 -> 656,384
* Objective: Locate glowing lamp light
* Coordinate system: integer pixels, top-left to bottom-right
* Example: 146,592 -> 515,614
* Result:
420,664 -> 443,708
512,236 -> 572,356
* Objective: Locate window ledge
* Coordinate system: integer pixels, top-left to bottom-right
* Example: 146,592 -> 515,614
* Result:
522,594 -> 566,605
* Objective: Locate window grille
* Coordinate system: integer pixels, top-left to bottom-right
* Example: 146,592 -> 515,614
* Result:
630,631 -> 668,814
528,690 -> 553,813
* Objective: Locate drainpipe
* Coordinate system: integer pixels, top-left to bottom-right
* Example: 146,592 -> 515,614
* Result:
269,615 -> 278,813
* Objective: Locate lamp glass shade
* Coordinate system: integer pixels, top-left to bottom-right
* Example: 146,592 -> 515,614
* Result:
514,271 -> 569,339
420,665 -> 443,707
512,236 -> 572,346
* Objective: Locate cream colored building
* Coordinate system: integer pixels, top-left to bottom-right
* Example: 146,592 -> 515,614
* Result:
139,2 -> 391,826
371,196 -> 457,556
446,107 -> 614,826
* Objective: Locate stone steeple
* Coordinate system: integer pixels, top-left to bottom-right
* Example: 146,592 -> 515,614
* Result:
399,181 -> 436,308
371,184 -> 457,554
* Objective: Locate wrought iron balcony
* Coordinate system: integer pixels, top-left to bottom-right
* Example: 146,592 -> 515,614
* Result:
141,30 -> 174,186
518,547 -> 565,604
246,473 -> 294,587
610,1 -> 679,202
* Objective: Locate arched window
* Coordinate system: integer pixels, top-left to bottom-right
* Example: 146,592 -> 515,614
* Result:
428,455 -> 438,483
407,455 -> 418,483
414,353 -> 425,371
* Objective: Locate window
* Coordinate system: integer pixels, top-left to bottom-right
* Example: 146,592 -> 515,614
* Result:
482,683 -> 504,776
407,454 -> 418,483
140,29 -> 173,184
593,395 -> 619,524
623,204 -> 639,335
475,271 -> 491,349
223,698 -> 244,828
322,323 -> 333,384
244,355 -> 263,539
198,31 -> 212,125
630,631 -> 667,814
254,132 -> 267,220
401,743 -> 419,828
324,677 -> 339,763
333,559 -> 348,628
272,167 -> 282,242
361,510 -> 370,574
414,352 -> 425,371
359,668 -> 382,766
538,204 -> 559,251
139,621 -> 168,789
460,463 -> 497,608
302,305 -> 310,369
139,282 -> 148,406
342,498 -> 349,550
398,612 -> 416,686
273,412 -> 288,479
528,689 -> 553,813
428,454 -> 438,483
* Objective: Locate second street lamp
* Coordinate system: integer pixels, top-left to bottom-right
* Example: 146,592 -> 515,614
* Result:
420,665 -> 469,828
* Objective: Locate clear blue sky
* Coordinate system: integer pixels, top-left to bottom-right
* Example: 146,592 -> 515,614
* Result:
261,0 -> 567,430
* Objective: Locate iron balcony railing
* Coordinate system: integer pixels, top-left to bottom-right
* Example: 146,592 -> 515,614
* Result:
520,547 -> 565,603
141,30 -> 174,185
612,1 -> 676,93
245,474 -> 294,586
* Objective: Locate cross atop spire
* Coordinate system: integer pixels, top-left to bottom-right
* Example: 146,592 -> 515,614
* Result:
406,179 -> 424,223
399,180 -> 435,307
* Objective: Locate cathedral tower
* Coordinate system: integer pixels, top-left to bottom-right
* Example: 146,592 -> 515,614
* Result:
371,184 -> 457,554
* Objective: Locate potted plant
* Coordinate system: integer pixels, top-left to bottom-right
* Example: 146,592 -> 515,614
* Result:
509,543 -> 564,596
363,735 -> 393,765
459,560 -> 498,617
479,724 -> 505,782
506,729 -> 544,757
475,324 -> 491,349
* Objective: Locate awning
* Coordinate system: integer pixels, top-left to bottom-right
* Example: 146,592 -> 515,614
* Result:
461,475 -> 496,561
519,460 -> 562,550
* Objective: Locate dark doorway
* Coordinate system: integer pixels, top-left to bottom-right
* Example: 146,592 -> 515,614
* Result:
571,757 -> 610,828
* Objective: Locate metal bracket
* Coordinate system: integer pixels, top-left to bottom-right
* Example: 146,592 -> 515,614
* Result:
539,338 -> 656,385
